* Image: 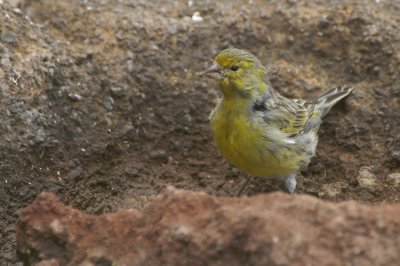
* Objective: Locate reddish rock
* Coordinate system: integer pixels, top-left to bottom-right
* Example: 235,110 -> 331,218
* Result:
17,188 -> 400,266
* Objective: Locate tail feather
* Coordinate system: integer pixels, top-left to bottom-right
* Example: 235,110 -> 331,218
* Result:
315,86 -> 353,118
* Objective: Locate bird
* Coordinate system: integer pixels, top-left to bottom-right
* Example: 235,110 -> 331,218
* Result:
202,48 -> 353,195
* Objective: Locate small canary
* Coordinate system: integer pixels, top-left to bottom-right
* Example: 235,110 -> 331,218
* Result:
203,48 -> 353,195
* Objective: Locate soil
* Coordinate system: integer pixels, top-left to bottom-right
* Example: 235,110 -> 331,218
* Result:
1,0 -> 399,264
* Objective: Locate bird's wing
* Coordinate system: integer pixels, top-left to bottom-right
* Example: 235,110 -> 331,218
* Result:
252,86 -> 353,140
289,86 -> 353,133
253,94 -> 319,137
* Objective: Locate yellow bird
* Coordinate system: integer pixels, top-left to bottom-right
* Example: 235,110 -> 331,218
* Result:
203,48 -> 353,195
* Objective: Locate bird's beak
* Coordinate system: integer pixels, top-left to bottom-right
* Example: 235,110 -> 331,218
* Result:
198,62 -> 223,79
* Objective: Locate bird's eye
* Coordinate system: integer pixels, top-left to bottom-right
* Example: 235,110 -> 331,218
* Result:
230,65 -> 239,71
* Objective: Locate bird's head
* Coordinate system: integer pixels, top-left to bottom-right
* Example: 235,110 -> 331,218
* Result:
203,48 -> 269,98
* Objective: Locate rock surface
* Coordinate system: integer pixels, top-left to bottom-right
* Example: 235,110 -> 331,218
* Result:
17,189 -> 400,266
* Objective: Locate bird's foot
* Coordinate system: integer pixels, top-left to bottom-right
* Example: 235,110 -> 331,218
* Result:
237,176 -> 252,197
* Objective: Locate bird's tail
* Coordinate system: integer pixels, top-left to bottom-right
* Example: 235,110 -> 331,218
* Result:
315,86 -> 353,119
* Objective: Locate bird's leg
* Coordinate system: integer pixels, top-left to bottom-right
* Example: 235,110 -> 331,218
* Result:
237,176 -> 253,197
283,175 -> 297,194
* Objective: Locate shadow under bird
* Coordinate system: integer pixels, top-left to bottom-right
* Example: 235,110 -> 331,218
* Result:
202,48 -> 353,195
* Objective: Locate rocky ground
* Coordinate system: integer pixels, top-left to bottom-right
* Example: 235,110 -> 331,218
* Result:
0,0 -> 399,264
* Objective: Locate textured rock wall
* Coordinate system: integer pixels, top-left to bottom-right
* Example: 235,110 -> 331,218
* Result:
17,189 -> 400,266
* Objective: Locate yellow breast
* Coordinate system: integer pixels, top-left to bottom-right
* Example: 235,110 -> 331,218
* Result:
210,104 -> 299,177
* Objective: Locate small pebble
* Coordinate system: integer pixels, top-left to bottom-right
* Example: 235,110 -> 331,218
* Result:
149,150 -> 168,162
1,31 -> 17,45
319,182 -> 348,198
68,93 -> 82,101
1,56 -> 11,69
386,173 -> 400,188
192,11 -> 203,22
390,150 -> 400,164
357,166 -> 378,191
103,96 -> 114,111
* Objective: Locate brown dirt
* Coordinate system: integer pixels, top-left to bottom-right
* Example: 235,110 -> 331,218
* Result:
1,0 -> 399,263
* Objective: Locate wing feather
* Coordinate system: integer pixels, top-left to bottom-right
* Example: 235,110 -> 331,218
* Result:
253,94 -> 316,137
252,86 -> 352,138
